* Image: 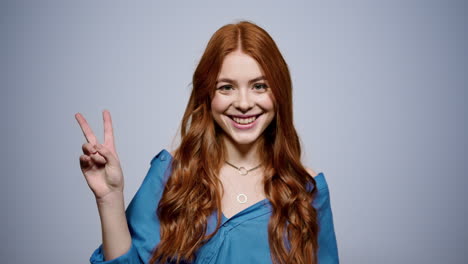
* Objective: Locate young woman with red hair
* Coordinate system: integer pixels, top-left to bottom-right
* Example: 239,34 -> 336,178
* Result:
76,20 -> 339,264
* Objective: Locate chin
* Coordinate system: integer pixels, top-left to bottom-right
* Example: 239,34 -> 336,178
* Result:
230,134 -> 262,145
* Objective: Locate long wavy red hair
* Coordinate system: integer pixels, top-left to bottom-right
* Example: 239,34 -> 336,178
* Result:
149,20 -> 319,264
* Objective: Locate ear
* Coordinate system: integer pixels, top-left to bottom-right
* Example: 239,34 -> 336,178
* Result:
305,167 -> 318,178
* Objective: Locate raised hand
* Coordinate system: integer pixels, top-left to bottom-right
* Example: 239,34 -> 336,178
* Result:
75,110 -> 125,202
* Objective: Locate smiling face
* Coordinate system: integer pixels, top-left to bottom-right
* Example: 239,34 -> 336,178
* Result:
211,50 -> 276,146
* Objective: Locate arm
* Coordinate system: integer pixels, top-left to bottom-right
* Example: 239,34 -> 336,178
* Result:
96,192 -> 133,262
89,149 -> 172,264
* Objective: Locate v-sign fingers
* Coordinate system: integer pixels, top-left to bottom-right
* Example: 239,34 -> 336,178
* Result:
75,113 -> 98,145
102,110 -> 116,151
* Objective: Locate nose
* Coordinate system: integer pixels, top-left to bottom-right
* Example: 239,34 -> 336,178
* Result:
232,88 -> 254,111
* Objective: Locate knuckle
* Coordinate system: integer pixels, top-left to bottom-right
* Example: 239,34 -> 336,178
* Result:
79,156 -> 88,167
82,143 -> 91,151
92,153 -> 104,160
82,143 -> 97,154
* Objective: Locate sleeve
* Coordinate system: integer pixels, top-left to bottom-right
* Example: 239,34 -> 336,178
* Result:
312,178 -> 340,264
89,149 -> 173,264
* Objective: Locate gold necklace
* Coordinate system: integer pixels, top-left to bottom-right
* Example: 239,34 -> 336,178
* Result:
224,160 -> 262,203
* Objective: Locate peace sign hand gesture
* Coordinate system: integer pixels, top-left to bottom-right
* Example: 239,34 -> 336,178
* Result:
75,110 -> 125,202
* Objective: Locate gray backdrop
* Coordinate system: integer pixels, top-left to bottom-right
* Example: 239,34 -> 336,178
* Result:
2,0 -> 467,263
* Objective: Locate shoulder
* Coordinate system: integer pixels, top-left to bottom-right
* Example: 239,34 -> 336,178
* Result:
304,166 -> 328,193
305,166 -> 319,178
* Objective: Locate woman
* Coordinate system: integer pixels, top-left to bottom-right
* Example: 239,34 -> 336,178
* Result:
76,20 -> 339,264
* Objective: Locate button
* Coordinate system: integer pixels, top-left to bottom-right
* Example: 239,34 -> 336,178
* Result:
160,154 -> 166,161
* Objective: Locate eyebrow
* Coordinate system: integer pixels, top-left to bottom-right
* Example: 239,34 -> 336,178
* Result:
216,76 -> 266,85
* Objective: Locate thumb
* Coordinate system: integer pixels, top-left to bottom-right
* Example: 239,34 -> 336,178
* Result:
95,144 -> 119,166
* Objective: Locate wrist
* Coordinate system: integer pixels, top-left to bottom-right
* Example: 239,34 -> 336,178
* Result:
96,191 -> 125,207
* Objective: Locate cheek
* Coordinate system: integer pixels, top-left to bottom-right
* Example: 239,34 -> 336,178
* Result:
258,96 -> 275,110
211,96 -> 229,113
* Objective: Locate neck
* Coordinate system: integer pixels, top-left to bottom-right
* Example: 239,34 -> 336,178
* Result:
222,135 -> 263,168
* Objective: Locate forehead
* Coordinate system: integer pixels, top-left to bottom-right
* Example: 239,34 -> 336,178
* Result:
217,51 -> 265,80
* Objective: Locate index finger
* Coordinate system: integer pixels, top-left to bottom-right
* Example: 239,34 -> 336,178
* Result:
75,112 -> 98,144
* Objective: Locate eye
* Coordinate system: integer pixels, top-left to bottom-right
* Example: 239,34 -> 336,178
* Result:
217,85 -> 233,91
253,83 -> 268,90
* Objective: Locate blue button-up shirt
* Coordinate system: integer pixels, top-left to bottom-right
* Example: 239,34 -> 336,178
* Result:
90,149 -> 339,263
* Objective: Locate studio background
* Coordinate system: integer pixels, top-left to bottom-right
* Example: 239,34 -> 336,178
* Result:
2,1 -> 467,263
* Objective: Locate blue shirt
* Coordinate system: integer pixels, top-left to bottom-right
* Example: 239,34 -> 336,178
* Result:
90,149 -> 339,263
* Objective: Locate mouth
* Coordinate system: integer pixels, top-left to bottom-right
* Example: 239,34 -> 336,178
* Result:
227,113 -> 263,125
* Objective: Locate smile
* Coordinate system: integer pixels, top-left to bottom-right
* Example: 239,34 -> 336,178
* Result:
227,114 -> 262,129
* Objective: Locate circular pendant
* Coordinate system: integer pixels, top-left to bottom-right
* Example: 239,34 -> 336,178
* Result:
237,193 -> 248,203
238,167 -> 248,175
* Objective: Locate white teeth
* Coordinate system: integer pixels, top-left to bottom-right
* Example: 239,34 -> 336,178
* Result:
232,116 -> 257,124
